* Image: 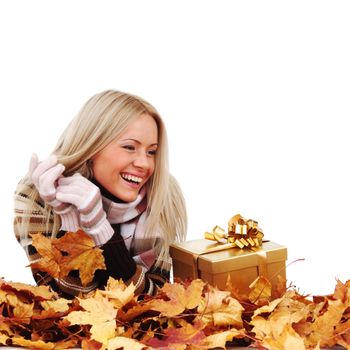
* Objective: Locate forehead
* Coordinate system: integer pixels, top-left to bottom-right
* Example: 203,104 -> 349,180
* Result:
119,113 -> 158,142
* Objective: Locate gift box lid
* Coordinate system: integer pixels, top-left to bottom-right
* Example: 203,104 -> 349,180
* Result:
170,239 -> 287,274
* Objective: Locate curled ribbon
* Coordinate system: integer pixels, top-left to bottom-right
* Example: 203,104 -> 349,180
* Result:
205,214 -> 264,249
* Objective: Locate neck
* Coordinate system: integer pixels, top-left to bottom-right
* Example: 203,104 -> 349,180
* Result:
92,178 -> 126,203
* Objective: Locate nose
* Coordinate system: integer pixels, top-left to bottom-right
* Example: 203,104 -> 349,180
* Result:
133,151 -> 151,170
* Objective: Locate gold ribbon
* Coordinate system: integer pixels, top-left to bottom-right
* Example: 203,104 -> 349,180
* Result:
205,214 -> 264,249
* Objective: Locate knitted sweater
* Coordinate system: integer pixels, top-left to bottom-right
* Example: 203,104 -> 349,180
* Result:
14,181 -> 170,298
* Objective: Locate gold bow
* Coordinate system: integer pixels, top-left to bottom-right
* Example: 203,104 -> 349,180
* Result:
205,214 -> 264,249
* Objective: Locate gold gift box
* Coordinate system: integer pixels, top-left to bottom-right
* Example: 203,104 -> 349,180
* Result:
170,239 -> 287,295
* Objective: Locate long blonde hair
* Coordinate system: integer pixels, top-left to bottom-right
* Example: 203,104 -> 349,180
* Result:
20,90 -> 187,266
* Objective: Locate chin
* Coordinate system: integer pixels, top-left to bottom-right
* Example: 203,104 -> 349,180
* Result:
119,193 -> 138,203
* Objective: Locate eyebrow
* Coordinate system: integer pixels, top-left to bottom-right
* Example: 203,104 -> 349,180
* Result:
120,138 -> 158,146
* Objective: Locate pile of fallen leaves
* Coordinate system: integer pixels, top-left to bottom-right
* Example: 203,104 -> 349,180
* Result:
1,232 -> 349,349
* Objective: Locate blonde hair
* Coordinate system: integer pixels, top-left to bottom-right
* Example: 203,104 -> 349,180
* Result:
19,90 -> 187,266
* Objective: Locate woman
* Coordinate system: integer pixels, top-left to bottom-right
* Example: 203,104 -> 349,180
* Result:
14,90 -> 187,298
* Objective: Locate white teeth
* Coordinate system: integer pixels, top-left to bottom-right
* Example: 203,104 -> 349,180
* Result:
121,173 -> 142,183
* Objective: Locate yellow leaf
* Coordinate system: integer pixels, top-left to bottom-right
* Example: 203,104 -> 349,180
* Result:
204,329 -> 242,348
149,279 -> 205,317
41,298 -> 72,313
262,324 -> 306,350
0,334 -> 9,346
107,336 -> 146,350
1,280 -> 57,300
249,276 -> 272,303
197,286 -> 244,328
64,292 -> 117,345
251,290 -> 311,347
306,298 -> 347,348
11,337 -> 55,349
100,277 -> 135,308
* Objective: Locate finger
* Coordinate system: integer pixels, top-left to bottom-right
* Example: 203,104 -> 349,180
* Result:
39,163 -> 65,198
28,153 -> 39,179
31,154 -> 58,188
58,174 -> 93,190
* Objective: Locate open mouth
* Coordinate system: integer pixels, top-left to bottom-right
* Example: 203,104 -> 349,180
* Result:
120,173 -> 143,185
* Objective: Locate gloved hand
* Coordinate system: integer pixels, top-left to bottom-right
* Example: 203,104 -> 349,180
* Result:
29,153 -> 70,215
56,173 -> 113,245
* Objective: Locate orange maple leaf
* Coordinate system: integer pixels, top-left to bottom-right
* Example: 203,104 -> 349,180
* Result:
149,279 -> 205,317
30,233 -> 62,279
53,230 -> 106,286
30,231 -> 106,286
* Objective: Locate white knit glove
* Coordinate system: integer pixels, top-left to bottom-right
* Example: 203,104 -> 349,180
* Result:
29,153 -> 72,216
56,173 -> 114,246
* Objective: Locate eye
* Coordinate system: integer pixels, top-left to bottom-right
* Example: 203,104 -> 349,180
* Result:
122,145 -> 135,151
147,149 -> 157,156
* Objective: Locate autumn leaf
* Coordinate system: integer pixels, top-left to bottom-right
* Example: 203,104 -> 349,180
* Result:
147,320 -> 206,349
305,298 -> 347,348
81,338 -> 103,350
197,286 -> 244,328
31,231 -> 106,286
149,279 -> 205,317
40,298 -> 72,313
107,336 -> 146,350
10,338 -> 56,350
0,279 -> 57,300
100,277 -> 135,308
205,329 -> 242,348
251,290 -> 311,349
64,291 -> 117,346
262,324 -> 307,350
11,337 -> 78,350
249,276 -> 272,304
54,230 -> 106,286
30,233 -> 62,278
117,302 -> 152,323
0,333 -> 8,346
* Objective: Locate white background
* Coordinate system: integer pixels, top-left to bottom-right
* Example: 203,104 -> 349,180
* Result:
0,0 -> 349,297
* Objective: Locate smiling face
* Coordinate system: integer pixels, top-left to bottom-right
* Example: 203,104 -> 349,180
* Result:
91,113 -> 158,202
